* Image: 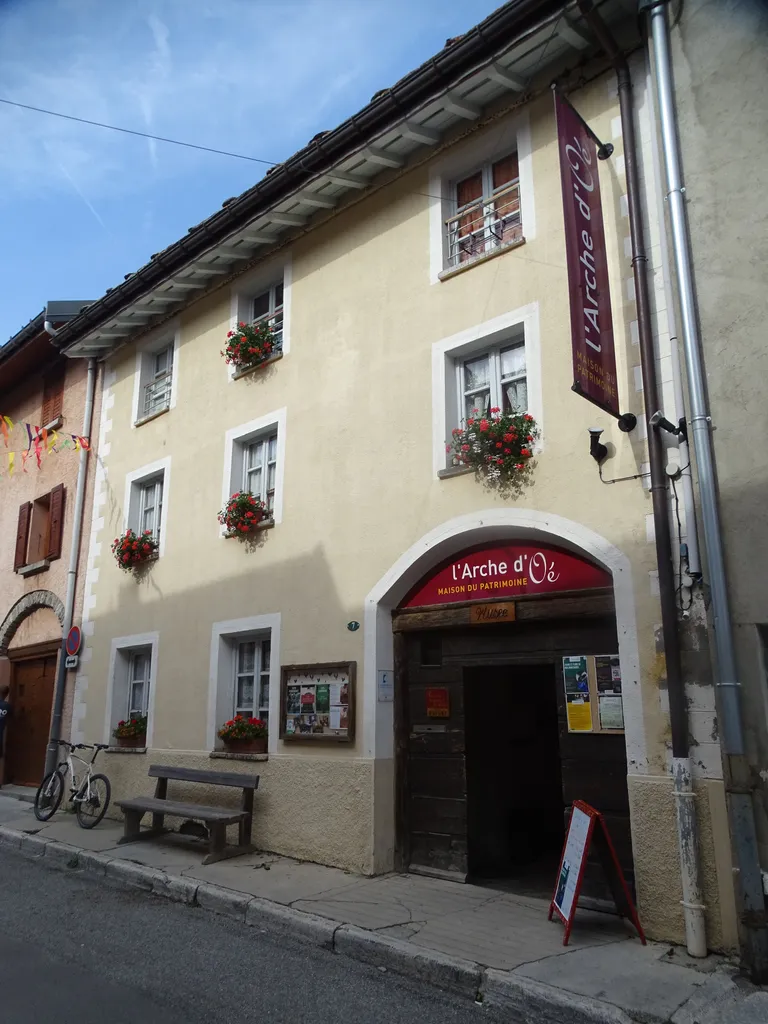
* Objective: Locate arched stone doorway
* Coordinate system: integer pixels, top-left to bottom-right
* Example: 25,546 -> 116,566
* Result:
363,510 -> 644,885
0,590 -> 64,787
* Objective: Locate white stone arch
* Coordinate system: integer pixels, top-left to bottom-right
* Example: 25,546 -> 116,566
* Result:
0,590 -> 65,655
364,508 -> 646,872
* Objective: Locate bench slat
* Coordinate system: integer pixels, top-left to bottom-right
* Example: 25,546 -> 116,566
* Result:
116,797 -> 246,824
148,764 -> 260,789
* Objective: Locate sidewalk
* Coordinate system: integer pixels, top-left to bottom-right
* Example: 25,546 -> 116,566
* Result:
0,793 -> 764,1024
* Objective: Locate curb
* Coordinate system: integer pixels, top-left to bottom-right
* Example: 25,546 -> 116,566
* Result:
0,824 -> 659,1021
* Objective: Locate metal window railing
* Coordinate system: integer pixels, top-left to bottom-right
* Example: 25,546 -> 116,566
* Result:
143,371 -> 172,417
445,180 -> 522,269
253,306 -> 284,352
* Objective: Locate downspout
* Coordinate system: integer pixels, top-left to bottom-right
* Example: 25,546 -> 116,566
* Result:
43,355 -> 98,778
643,0 -> 768,981
576,0 -> 707,957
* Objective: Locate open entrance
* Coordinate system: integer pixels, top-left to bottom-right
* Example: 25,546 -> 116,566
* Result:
465,662 -> 563,895
393,541 -> 634,904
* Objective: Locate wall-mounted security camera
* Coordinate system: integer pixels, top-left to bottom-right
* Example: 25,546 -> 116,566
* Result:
588,427 -> 608,464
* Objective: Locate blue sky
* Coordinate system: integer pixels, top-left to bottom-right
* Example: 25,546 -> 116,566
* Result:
0,0 -> 503,342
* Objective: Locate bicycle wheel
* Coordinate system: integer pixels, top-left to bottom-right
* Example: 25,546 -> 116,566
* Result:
75,773 -> 111,829
34,770 -> 65,822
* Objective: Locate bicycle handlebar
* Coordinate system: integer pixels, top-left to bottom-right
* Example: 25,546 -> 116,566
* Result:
53,739 -> 102,751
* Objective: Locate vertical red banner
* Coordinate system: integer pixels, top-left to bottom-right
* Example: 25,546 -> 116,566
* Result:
555,91 -> 619,417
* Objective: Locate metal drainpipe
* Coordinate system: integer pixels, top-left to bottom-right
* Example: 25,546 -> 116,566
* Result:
644,0 -> 768,981
44,357 -> 98,778
575,0 -> 706,956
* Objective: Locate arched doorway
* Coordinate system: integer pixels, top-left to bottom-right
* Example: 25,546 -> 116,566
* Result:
0,591 -> 64,787
364,510 -> 645,898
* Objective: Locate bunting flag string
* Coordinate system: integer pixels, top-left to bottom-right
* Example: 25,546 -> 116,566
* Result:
0,413 -> 89,477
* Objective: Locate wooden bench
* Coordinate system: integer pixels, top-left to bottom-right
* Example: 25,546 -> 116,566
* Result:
115,765 -> 260,865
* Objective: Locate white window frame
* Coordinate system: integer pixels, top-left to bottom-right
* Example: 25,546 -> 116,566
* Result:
104,632 -> 159,747
124,457 -> 171,557
221,409 -> 286,529
457,341 -> 528,424
431,303 -> 542,476
127,650 -> 151,719
131,322 -> 180,426
207,614 -> 281,753
242,433 -> 278,512
428,113 -> 535,285
228,256 -> 292,381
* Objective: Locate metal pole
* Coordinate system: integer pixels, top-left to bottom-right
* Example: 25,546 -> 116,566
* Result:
646,0 -> 768,980
44,358 -> 97,777
576,0 -> 706,957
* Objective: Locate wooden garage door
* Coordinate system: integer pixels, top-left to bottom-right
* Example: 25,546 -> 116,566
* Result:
5,655 -> 57,786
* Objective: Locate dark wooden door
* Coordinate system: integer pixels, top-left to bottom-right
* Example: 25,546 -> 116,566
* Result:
403,633 -> 468,877
6,655 -> 56,786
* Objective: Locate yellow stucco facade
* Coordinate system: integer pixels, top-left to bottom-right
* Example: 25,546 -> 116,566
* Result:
73,75 -> 737,952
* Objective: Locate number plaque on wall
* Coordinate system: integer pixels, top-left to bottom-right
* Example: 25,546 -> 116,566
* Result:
280,662 -> 356,743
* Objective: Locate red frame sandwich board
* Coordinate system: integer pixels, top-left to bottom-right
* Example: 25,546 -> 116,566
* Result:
549,800 -> 645,946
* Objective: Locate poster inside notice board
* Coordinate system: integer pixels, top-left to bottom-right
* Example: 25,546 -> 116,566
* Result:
280,662 -> 355,742
562,655 -> 624,733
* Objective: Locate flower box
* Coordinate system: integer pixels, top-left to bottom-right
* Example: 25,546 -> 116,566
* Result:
222,320 -> 278,372
113,715 -> 148,745
218,492 -> 270,537
223,737 -> 267,754
116,734 -> 146,748
111,530 -> 158,572
218,715 -> 267,752
447,409 -> 539,488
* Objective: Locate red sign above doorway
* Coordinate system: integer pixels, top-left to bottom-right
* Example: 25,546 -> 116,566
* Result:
401,544 -> 611,609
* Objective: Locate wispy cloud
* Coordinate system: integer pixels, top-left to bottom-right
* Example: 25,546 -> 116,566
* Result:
0,0 -> 438,200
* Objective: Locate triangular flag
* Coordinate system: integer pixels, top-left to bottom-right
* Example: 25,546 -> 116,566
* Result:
7,452 -> 14,475
47,430 -> 58,452
20,450 -> 29,473
0,416 -> 11,446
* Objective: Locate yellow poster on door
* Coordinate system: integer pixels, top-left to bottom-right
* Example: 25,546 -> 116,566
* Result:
566,697 -> 593,732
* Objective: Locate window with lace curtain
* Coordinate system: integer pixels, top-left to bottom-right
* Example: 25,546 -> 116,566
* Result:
457,340 -> 527,424
447,152 -> 522,269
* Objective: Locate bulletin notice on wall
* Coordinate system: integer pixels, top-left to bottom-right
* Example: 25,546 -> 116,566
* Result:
562,656 -> 593,732
282,663 -> 354,741
562,655 -> 624,733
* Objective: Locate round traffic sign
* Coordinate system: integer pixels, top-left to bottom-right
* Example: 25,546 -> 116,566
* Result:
66,625 -> 82,657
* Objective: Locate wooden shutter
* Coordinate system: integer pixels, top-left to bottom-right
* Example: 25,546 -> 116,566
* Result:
455,170 -> 484,262
41,367 -> 65,427
14,503 -> 31,570
491,152 -> 521,245
491,152 -> 519,189
46,484 -> 65,560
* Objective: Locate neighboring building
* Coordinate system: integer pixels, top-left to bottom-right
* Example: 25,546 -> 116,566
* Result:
658,1 -> 768,887
0,302 -> 98,787
53,1 -> 737,951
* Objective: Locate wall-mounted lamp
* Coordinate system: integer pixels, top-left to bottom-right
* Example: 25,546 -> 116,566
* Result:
588,427 -> 608,464
649,411 -> 688,443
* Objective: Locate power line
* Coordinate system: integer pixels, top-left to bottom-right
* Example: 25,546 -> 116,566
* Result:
0,96 -> 279,166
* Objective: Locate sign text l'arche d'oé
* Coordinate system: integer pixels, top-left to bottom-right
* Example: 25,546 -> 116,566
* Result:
401,544 -> 611,609
555,90 -> 620,417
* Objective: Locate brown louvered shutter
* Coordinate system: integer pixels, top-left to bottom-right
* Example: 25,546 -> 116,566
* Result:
14,503 -> 31,570
41,367 -> 65,427
47,484 -> 65,560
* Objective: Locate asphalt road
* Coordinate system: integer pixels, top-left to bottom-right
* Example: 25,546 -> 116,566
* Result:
0,849 -> 512,1024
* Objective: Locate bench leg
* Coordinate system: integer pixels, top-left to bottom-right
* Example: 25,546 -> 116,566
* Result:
117,808 -> 169,846
202,822 -> 227,865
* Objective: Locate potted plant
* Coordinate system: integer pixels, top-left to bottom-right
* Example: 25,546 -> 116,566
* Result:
447,409 -> 539,488
112,715 -> 148,748
218,492 -> 270,537
221,320 -> 277,372
111,530 -> 159,572
218,715 -> 267,754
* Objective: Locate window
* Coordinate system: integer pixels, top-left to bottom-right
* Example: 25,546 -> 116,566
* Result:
447,152 -> 522,269
13,484 -> 65,572
41,366 -> 65,428
134,335 -> 177,424
252,283 -> 284,352
243,434 -> 277,512
125,458 -> 170,556
138,477 -> 163,541
233,637 -> 270,722
106,633 -> 158,744
223,410 -> 286,526
143,344 -> 173,418
458,341 -> 527,423
128,650 -> 151,718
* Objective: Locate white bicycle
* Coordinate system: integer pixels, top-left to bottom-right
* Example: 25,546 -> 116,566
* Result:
33,739 -> 112,829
